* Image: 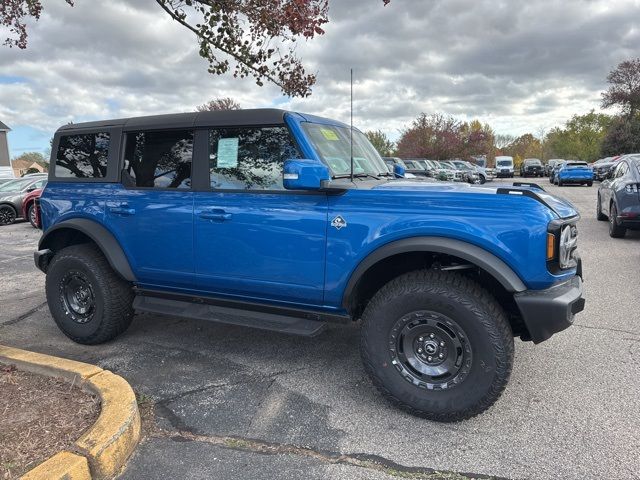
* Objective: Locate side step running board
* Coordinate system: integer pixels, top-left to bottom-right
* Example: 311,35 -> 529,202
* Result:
133,294 -> 333,336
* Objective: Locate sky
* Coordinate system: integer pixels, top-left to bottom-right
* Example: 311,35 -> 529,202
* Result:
1,0 -> 639,158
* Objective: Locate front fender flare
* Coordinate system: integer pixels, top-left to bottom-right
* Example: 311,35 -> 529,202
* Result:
39,218 -> 136,282
341,236 -> 527,309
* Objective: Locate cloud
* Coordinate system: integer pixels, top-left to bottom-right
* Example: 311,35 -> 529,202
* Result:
1,0 -> 639,154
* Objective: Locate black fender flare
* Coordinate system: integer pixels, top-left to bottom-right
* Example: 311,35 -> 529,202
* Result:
39,218 -> 136,282
342,236 -> 527,309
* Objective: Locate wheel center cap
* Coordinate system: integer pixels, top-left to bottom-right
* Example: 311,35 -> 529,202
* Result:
423,340 -> 438,355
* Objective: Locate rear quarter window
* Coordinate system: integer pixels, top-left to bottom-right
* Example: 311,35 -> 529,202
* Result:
55,133 -> 110,178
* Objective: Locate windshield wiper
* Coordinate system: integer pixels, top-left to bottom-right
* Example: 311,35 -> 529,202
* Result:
331,173 -> 382,180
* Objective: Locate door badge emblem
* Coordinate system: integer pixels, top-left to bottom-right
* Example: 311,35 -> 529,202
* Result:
331,215 -> 347,230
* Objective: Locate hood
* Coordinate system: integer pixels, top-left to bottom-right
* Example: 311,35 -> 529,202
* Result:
371,179 -> 578,219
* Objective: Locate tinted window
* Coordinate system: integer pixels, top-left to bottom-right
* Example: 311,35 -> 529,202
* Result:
208,126 -> 299,190
123,130 -> 193,189
55,133 -> 110,178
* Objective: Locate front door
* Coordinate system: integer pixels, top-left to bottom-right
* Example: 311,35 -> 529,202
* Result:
194,125 -> 328,306
107,129 -> 195,290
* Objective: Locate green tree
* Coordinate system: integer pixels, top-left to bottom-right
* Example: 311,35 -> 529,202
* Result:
544,110 -> 612,162
601,116 -> 640,156
503,134 -> 542,168
364,130 -> 395,157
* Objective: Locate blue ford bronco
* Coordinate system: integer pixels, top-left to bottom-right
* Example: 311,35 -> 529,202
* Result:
35,109 -> 584,421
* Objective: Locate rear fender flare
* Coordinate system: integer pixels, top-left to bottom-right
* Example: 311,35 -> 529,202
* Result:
39,218 -> 135,282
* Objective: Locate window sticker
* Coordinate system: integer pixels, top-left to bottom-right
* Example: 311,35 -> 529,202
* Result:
320,128 -> 339,141
216,137 -> 239,168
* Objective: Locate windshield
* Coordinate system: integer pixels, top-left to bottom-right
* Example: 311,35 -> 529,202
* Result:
497,160 -> 512,167
566,162 -> 588,168
0,178 -> 35,192
301,123 -> 389,176
525,159 -> 542,165
453,161 -> 472,170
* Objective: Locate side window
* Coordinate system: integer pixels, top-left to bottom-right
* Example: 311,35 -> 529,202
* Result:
208,126 -> 300,190
123,130 -> 193,189
55,132 -> 110,178
616,162 -> 628,178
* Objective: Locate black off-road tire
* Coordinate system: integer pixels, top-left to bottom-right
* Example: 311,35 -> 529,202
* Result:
0,205 -> 16,226
596,194 -> 607,221
45,244 -> 134,344
608,202 -> 627,238
360,270 -> 514,422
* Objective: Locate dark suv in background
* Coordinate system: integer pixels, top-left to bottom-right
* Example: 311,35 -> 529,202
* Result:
520,158 -> 544,177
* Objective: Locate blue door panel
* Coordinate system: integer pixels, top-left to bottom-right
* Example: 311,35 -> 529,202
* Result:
106,186 -> 195,289
194,192 -> 327,304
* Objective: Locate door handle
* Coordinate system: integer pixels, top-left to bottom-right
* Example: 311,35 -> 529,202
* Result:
109,205 -> 136,216
199,210 -> 232,221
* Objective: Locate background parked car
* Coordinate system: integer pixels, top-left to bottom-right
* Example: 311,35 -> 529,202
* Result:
597,155 -> 640,237
593,156 -> 621,181
21,187 -> 44,228
402,159 -> 430,177
415,159 -> 439,177
450,160 -> 482,184
0,175 -> 47,226
495,156 -> 514,177
549,160 -> 566,184
545,159 -> 564,176
382,157 -> 417,178
520,158 -> 544,177
555,161 -> 593,186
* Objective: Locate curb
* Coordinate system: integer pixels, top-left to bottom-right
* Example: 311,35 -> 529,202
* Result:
0,345 -> 140,480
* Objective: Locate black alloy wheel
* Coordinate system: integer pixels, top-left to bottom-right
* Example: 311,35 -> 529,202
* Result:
0,205 -> 16,226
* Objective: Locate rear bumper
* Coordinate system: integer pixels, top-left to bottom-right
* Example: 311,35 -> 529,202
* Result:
514,274 -> 584,344
558,175 -> 593,182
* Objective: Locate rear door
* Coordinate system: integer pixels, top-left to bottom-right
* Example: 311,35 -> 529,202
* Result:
193,125 -> 328,306
107,129 -> 195,290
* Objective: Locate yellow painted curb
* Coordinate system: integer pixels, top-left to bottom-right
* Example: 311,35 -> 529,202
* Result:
0,345 -> 140,480
21,451 -> 91,480
77,371 -> 141,479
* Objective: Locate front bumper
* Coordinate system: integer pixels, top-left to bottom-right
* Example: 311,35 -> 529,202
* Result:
514,271 -> 584,344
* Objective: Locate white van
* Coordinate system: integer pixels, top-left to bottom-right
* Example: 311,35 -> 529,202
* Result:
495,156 -> 514,178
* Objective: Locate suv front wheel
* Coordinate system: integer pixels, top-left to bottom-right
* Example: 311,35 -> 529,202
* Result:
45,244 -> 134,344
360,270 -> 514,422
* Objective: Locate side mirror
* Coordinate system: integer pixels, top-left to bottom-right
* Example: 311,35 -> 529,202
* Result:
393,164 -> 406,178
283,159 -> 330,190
26,186 -> 36,192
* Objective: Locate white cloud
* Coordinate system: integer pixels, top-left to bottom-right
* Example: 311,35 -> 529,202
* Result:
1,0 -> 639,152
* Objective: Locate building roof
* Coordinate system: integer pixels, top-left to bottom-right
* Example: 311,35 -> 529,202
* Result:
0,121 -> 10,131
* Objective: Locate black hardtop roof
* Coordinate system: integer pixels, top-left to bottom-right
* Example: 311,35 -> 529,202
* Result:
56,108 -> 290,133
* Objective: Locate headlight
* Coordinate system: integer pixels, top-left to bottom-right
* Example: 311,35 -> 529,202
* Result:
558,224 -> 578,269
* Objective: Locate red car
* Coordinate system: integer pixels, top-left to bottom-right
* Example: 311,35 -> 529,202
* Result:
21,188 -> 43,228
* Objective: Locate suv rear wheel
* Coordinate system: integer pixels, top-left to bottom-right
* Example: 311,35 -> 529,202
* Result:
360,270 -> 514,422
45,244 -> 134,344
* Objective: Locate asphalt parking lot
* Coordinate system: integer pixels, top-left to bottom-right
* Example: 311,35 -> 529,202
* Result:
1,178 -> 638,480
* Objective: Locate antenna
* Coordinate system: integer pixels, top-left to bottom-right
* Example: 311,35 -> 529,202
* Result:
350,68 -> 354,182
